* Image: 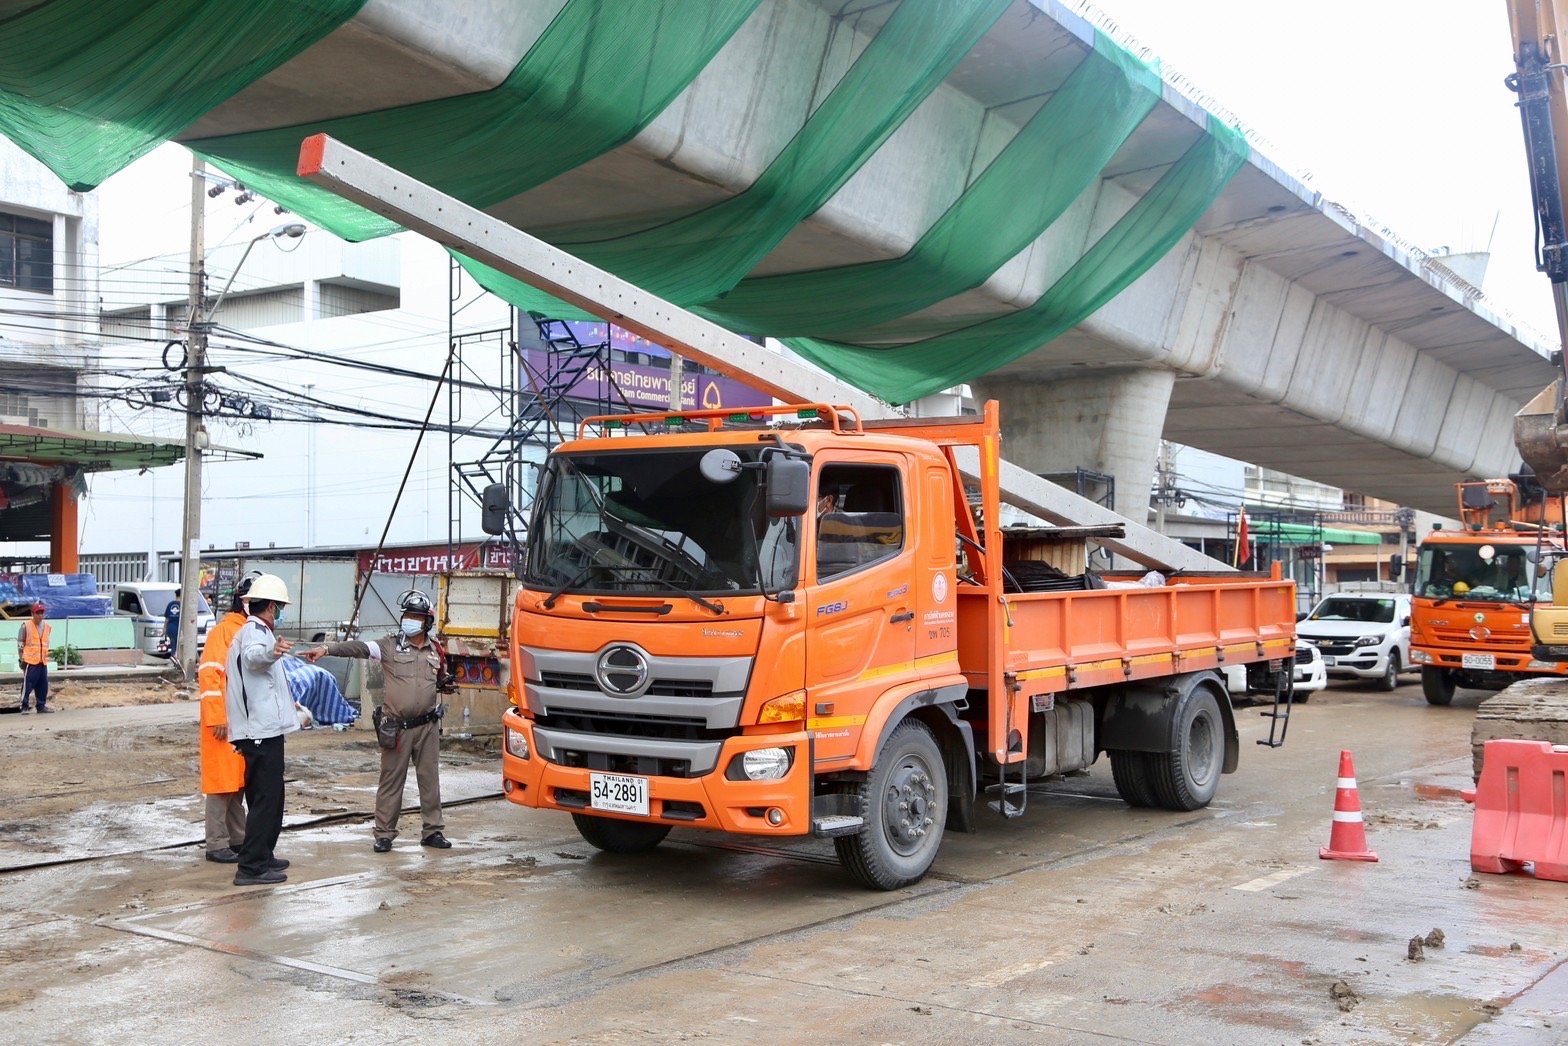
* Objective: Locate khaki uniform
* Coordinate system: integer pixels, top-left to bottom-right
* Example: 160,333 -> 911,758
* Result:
326,635 -> 444,841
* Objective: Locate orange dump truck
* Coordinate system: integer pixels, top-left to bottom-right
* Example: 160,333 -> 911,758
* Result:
493,401 -> 1297,888
1410,477 -> 1566,704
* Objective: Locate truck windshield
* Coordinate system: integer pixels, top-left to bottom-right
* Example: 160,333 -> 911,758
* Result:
525,446 -> 797,597
1308,597 -> 1397,623
1415,544 -> 1549,604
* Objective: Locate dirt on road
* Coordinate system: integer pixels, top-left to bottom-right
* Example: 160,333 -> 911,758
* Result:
0,680 -> 498,866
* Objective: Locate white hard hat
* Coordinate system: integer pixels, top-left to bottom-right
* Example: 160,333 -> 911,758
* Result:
243,573 -> 290,605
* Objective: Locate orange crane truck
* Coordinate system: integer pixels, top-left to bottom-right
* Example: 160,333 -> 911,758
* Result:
1410,477 -> 1565,705
487,401 -> 1297,888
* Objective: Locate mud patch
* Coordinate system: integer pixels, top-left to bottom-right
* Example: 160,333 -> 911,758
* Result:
1186,984 -> 1305,1031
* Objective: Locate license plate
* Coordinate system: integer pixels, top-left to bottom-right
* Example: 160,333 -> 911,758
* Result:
1461,653 -> 1496,670
1321,656 -> 1336,667
589,772 -> 649,816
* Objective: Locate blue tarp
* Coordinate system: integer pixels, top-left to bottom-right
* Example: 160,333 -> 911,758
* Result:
282,656 -> 357,726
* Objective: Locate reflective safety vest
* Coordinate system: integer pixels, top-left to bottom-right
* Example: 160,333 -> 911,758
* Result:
19,620 -> 50,666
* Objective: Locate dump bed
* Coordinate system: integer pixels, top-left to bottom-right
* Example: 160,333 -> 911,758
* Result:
956,569 -> 1297,695
866,403 -> 1298,763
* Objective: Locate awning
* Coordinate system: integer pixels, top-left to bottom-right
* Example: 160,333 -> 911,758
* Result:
0,424 -> 259,472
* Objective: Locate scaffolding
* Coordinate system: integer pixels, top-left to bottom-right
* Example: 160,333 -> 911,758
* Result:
444,259 -> 624,561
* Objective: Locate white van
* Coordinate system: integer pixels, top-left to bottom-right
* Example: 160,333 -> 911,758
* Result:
1296,592 -> 1413,691
111,582 -> 216,656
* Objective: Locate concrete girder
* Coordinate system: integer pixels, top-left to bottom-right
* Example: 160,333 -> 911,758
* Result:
171,0 -> 1557,517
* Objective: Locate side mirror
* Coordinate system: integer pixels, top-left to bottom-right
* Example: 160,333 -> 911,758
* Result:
700,448 -> 743,484
480,483 -> 510,536
765,457 -> 811,517
1388,553 -> 1404,580
1402,615 -> 1411,627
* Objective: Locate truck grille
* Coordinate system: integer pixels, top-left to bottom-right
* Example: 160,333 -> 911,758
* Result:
540,670 -> 715,698
537,710 -> 728,744
1431,627 -> 1529,650
1313,641 -> 1356,657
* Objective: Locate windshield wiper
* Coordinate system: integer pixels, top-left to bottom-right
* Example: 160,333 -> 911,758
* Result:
542,564 -> 725,614
634,574 -> 725,615
542,567 -> 593,609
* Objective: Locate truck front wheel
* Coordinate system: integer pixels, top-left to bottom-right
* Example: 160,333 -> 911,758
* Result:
571,813 -> 672,853
835,719 -> 948,890
1148,684 -> 1224,811
1421,667 -> 1455,706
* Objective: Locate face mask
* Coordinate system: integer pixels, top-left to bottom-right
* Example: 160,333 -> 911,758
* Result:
399,619 -> 424,637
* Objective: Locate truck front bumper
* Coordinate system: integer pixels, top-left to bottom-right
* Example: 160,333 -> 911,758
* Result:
499,710 -> 813,836
1410,646 -> 1568,676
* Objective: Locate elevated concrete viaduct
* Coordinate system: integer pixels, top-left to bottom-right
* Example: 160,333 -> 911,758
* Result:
163,0 -> 1555,522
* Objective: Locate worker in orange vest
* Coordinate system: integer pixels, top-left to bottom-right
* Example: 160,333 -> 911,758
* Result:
196,574 -> 259,863
17,601 -> 53,713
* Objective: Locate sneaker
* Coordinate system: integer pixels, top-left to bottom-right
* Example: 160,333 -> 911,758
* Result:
233,869 -> 287,886
267,858 -> 290,871
373,838 -> 392,853
205,847 -> 240,864
421,831 -> 452,849
36,707 -> 55,714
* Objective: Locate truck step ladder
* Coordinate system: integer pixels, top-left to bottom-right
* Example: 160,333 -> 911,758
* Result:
1257,661 -> 1295,748
812,814 -> 865,837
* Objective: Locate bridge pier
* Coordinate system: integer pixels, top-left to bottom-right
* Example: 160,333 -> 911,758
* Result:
973,367 -> 1174,531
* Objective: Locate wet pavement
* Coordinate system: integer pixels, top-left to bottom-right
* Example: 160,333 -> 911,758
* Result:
2,681 -> 1564,1043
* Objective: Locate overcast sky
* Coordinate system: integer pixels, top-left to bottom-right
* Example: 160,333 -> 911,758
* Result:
1080,0 -> 1554,336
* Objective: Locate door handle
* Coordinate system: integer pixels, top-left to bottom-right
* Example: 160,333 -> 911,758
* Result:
890,611 -> 915,624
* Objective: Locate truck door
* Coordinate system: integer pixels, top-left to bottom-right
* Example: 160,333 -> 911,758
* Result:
804,455 -> 916,761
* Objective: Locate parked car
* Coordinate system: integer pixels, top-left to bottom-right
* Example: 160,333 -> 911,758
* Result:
1224,639 -> 1326,703
1296,592 -> 1413,691
111,582 -> 215,657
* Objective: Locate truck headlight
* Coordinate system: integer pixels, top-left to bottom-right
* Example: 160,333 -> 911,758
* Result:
1353,635 -> 1381,648
1410,649 -> 1428,664
738,747 -> 791,781
504,727 -> 529,760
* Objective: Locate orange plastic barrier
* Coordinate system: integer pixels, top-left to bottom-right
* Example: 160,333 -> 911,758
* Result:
1470,739 -> 1568,882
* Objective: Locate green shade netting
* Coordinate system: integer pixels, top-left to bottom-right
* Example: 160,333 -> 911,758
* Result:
1256,523 -> 1381,546
453,0 -> 1010,315
462,116 -> 1247,405
707,33 -> 1161,335
190,0 -> 765,242
780,117 -> 1248,403
0,0 -> 366,192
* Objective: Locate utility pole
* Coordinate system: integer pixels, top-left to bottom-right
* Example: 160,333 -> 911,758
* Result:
176,156 -> 207,682
668,352 -> 685,411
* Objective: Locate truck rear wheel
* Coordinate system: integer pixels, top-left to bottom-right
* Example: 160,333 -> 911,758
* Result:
1421,667 -> 1455,706
834,719 -> 947,890
1148,684 -> 1224,811
571,813 -> 672,853
1109,750 -> 1158,807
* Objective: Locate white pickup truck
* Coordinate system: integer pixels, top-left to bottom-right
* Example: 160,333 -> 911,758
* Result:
1295,592 -> 1412,691
110,582 -> 216,657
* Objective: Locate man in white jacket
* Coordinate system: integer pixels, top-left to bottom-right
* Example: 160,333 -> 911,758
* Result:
224,574 -> 306,887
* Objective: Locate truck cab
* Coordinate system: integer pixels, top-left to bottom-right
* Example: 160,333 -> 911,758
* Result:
1409,479 -> 1564,704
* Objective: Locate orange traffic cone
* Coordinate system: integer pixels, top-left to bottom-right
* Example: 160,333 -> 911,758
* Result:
1319,749 -> 1379,862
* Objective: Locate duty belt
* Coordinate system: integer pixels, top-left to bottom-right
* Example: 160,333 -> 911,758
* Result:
387,705 -> 444,730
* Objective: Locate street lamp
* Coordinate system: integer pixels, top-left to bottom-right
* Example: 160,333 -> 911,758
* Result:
204,222 -> 306,321
173,184 -> 309,681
